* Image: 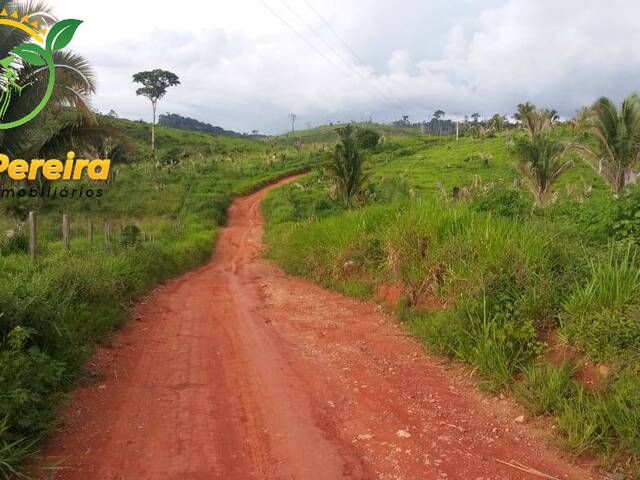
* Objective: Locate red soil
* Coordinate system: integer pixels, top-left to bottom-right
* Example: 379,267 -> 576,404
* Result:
41,177 -> 600,479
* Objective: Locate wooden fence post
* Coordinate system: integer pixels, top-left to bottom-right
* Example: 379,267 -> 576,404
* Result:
88,220 -> 94,243
62,214 -> 70,251
104,223 -> 110,246
28,211 -> 36,260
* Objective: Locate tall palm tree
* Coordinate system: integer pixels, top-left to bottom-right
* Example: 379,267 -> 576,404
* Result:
570,95 -> 640,193
327,125 -> 368,207
0,0 -> 97,157
513,135 -> 573,207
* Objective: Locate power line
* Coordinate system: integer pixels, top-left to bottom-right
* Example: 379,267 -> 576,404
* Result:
279,0 -> 348,63
304,0 -> 365,66
259,0 -> 406,118
276,0 -> 408,116
303,0 -> 427,118
257,0 -> 352,79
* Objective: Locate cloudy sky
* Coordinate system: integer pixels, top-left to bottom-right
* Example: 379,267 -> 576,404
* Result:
54,0 -> 640,134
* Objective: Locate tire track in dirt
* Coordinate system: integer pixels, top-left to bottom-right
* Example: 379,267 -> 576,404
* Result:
41,177 -> 598,479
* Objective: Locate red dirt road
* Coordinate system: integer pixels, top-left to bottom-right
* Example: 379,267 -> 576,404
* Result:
43,178 -> 598,480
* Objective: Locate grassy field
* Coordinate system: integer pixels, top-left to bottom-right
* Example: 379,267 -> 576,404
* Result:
0,119 -> 319,476
263,126 -> 640,476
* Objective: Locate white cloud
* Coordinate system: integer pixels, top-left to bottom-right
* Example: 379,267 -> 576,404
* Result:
49,0 -> 640,133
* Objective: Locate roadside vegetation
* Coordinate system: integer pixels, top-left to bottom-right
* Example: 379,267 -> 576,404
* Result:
0,116 -> 317,476
0,2 -> 320,473
263,99 -> 640,477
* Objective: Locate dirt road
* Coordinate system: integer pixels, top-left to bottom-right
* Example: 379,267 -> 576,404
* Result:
43,177 -> 597,480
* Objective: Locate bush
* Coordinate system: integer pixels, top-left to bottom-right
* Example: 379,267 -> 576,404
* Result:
121,224 -> 141,246
471,186 -> 532,218
354,127 -> 381,149
0,327 -> 65,474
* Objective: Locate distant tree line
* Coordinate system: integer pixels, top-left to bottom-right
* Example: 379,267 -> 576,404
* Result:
158,113 -> 264,139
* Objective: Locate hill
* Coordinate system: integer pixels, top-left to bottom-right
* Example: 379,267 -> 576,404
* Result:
158,113 -> 263,138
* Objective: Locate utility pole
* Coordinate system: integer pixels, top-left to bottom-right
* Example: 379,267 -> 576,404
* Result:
289,112 -> 297,134
456,121 -> 459,141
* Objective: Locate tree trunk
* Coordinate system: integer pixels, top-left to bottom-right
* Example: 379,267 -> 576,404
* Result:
151,100 -> 157,155
614,170 -> 625,194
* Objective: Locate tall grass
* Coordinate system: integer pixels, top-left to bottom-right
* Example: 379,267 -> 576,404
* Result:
562,244 -> 640,363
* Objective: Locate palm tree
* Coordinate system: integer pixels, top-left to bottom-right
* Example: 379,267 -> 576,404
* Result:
544,109 -> 560,123
513,134 -> 572,207
327,125 -> 368,207
0,0 -> 97,157
514,102 -> 551,140
570,95 -> 640,193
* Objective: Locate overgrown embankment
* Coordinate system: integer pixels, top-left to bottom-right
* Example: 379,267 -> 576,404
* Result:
263,175 -> 640,476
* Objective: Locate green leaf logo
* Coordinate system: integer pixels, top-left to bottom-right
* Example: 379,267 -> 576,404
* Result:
46,19 -> 83,53
12,43 -> 49,67
0,17 -> 83,130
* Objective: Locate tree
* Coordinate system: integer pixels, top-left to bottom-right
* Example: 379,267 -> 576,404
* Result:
489,114 -> 506,132
515,102 -> 551,140
433,110 -> 445,120
544,108 -> 560,123
513,134 -> 572,207
571,95 -> 640,193
471,112 -> 481,123
289,112 -> 297,133
133,69 -> 180,154
327,125 -> 368,207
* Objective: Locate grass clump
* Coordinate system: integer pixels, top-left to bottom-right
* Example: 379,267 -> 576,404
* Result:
562,245 -> 640,363
516,361 -> 578,416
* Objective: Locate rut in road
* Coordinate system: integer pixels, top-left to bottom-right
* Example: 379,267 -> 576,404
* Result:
43,177 -> 597,480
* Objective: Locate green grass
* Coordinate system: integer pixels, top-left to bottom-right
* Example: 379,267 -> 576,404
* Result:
560,245 -> 640,368
516,361 -> 578,416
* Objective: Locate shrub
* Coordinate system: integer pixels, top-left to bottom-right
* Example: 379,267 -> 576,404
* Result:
121,224 -> 141,246
0,327 -> 65,476
354,127 -> 381,149
471,186 -> 532,218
